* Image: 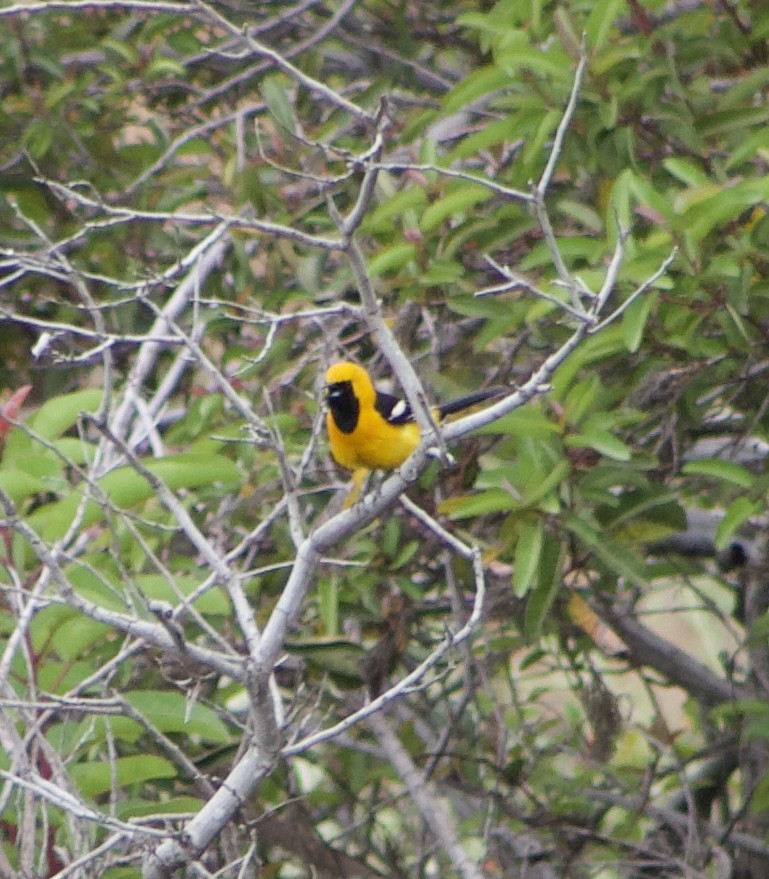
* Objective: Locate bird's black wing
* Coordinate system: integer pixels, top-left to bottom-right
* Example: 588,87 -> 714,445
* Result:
375,390 -> 413,425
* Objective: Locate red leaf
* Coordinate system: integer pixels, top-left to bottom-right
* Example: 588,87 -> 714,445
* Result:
0,385 -> 33,440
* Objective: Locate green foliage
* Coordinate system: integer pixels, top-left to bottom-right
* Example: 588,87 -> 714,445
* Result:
2,0 -> 769,876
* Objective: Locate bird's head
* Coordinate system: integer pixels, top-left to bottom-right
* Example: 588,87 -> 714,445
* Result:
324,362 -> 375,406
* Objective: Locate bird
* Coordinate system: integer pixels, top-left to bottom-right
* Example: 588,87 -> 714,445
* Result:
324,360 -> 503,474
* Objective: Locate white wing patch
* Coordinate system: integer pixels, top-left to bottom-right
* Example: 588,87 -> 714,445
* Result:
388,399 -> 409,422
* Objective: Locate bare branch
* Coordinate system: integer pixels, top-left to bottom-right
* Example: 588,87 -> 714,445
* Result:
41,180 -> 344,250
369,711 -> 486,879
192,0 -> 372,124
599,601 -> 746,704
283,544 -> 485,755
376,161 -> 533,204
0,0 -> 199,18
537,34 -> 589,196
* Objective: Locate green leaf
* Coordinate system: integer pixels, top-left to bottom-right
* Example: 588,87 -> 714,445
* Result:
146,57 -> 186,79
29,389 -> 103,440
71,755 -> 177,797
496,46 -> 571,80
363,187 -> 428,234
557,199 -> 603,234
745,715 -> 769,743
0,468 -> 47,505
710,699 -> 769,725
456,11 -> 512,39
284,638 -> 367,687
143,454 -> 241,491
367,242 -> 417,277
125,691 -> 231,744
391,539 -> 420,570
521,459 -> 570,508
38,659 -> 100,695
682,459 -> 755,489
514,520 -> 544,597
563,511 -> 648,587
622,291 -> 657,353
419,259 -> 464,286
82,714 -> 143,745
261,74 -> 296,134
441,66 -> 510,114
523,535 -> 565,639
118,795 -> 205,820
101,37 -> 138,65
23,119 -> 54,159
68,564 -> 129,613
597,489 -> 687,536
33,611 -> 110,662
475,408 -> 562,439
714,497 -> 760,552
750,773 -> 769,813
551,326 -> 626,397
566,425 -> 631,462
678,179 -> 769,242
318,576 -> 339,636
447,117 -> 522,161
663,157 -> 709,187
135,574 -> 231,616
420,184 -> 492,233
53,437 -> 96,466
563,376 -> 600,428
696,107 -> 769,139
584,0 -> 625,51
27,453 -> 241,543
439,487 -> 518,519
725,127 -> 769,171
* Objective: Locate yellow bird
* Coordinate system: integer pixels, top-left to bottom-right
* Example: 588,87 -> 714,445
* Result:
324,361 -> 502,473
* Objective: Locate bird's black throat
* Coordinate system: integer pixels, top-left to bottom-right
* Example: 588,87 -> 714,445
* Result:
326,380 -> 359,434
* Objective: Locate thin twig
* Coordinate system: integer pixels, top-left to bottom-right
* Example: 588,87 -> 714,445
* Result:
377,161 -> 532,203
192,0 -> 372,125
283,545 -> 486,755
369,710 -> 486,879
537,34 -> 589,195
41,180 -> 344,250
0,0 -> 199,17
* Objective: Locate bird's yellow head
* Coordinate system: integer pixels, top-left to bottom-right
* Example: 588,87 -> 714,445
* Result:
325,362 -> 376,405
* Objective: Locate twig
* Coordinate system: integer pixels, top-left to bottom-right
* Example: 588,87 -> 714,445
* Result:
0,489 -> 244,682
47,833 -> 134,879
41,180 -> 344,250
598,601 -> 746,704
376,161 -> 532,203
531,37 -> 591,313
537,35 -> 589,196
588,246 -> 678,333
477,257 -> 588,320
142,740 -> 279,879
369,711 -> 486,879
192,0 -> 372,125
104,222 -> 232,468
283,544 -> 486,755
124,104 -> 265,197
586,787 -> 769,860
87,417 -> 265,662
0,0 -> 199,17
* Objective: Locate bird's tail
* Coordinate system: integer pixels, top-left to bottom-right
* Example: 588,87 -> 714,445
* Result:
437,386 -> 506,420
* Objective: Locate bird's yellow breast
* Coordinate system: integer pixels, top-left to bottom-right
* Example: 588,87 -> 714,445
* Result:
326,410 -> 420,470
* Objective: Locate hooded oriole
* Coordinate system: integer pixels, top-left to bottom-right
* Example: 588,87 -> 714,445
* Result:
324,361 -> 502,472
